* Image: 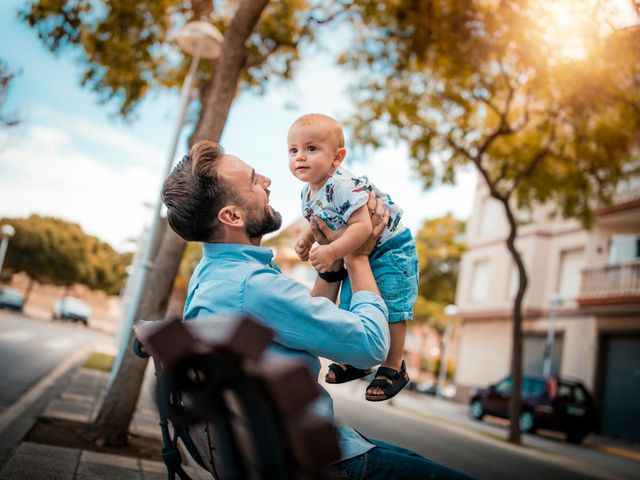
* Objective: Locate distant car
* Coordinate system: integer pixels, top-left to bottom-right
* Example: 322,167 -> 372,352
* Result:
469,375 -> 596,444
52,297 -> 90,325
0,287 -> 25,312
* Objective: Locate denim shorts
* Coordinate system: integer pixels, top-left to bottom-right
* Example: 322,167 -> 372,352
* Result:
339,229 -> 419,323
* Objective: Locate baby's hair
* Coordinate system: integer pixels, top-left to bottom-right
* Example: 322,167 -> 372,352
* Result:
291,113 -> 345,148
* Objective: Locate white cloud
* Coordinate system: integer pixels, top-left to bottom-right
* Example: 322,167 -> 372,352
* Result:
0,123 -> 162,251
27,104 -> 165,169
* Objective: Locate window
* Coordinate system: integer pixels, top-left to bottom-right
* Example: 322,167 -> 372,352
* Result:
522,378 -> 547,396
609,234 -> 640,263
470,259 -> 490,303
495,377 -> 512,395
478,196 -> 502,236
557,248 -> 585,300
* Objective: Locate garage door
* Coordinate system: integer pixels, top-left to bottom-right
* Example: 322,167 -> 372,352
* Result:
600,335 -> 640,442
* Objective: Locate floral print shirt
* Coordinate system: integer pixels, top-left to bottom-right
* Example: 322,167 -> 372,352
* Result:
300,167 -> 405,247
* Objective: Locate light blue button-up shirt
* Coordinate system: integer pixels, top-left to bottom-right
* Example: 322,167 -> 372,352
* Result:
183,242 -> 390,461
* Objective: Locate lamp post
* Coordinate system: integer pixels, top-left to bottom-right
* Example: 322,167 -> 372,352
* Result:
110,21 -> 223,382
437,304 -> 458,398
0,224 -> 15,279
542,293 -> 563,376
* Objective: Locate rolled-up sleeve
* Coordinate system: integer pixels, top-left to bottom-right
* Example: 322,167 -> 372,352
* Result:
242,267 -> 390,368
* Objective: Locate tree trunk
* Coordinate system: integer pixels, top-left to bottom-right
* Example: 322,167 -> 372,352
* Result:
85,0 -> 270,447
501,199 -> 527,445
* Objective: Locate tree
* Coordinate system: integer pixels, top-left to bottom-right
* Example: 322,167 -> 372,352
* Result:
412,214 -> 465,378
413,213 -> 465,332
0,215 -> 130,299
0,60 -> 19,129
21,0 -> 348,446
342,0 -> 640,443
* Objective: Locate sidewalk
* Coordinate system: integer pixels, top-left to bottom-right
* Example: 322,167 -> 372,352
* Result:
329,380 -> 640,480
0,357 -> 211,480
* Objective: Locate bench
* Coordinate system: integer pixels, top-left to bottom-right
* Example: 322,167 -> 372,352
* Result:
132,316 -> 341,480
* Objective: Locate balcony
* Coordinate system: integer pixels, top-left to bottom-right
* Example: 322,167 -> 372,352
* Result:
577,260 -> 640,306
597,180 -> 640,217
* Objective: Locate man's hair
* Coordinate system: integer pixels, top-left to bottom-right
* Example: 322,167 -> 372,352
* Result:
291,113 -> 345,148
161,141 -> 232,242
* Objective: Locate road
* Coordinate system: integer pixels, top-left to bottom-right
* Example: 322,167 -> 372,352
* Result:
0,310 -> 114,414
330,386 -> 637,480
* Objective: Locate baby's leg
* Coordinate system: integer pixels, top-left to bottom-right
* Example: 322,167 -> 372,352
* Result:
386,321 -> 407,370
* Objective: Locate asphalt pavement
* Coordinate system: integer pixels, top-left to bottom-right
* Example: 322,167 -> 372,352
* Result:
329,382 -> 640,480
0,310 -> 115,414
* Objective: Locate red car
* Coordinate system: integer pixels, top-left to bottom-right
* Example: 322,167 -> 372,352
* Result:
469,375 -> 596,444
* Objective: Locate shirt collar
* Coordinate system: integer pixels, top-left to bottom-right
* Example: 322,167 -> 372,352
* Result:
201,242 -> 274,264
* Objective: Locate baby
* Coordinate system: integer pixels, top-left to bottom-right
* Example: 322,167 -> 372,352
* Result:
288,113 -> 419,402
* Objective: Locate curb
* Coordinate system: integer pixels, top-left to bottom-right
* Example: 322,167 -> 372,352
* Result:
0,346 -> 92,465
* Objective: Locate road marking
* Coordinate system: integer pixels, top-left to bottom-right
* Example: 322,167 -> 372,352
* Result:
45,338 -> 73,351
0,330 -> 36,343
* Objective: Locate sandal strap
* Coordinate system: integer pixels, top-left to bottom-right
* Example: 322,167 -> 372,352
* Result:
375,360 -> 407,381
326,363 -> 370,384
328,363 -> 345,375
369,378 -> 392,388
375,367 -> 400,380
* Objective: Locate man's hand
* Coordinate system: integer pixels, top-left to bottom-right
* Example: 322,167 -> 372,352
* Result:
309,244 -> 339,273
348,193 -> 389,258
295,237 -> 313,261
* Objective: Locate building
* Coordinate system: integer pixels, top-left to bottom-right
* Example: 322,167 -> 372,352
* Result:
454,177 -> 640,442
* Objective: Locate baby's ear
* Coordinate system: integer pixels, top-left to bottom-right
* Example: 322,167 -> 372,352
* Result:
333,147 -> 346,167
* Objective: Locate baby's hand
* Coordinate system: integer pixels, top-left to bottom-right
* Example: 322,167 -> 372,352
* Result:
310,244 -> 339,273
295,238 -> 313,261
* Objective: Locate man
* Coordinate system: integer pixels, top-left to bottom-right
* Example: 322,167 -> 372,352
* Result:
161,140 -> 473,479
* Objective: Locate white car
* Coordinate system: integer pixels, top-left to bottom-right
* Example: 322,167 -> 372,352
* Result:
52,297 -> 91,325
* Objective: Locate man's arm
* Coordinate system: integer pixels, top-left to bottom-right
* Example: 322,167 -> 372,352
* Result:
243,269 -> 389,368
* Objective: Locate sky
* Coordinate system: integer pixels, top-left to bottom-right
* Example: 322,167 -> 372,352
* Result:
0,1 -> 477,252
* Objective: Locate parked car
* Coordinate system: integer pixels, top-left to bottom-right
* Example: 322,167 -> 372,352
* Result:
0,287 -> 25,312
52,297 -> 91,325
469,375 -> 596,444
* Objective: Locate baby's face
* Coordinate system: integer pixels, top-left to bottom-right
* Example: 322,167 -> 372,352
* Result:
287,122 -> 340,189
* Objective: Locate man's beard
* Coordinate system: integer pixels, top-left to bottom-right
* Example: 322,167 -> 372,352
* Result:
245,205 -> 282,238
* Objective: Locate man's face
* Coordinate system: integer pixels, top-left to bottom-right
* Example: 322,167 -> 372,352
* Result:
216,154 -> 282,238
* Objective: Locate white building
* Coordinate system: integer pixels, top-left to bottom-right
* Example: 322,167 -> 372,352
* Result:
454,177 -> 640,442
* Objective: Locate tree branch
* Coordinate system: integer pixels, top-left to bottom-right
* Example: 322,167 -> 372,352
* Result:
507,125 -> 557,196
245,8 -> 348,70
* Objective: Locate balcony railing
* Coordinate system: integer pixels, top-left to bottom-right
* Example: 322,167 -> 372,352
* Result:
613,183 -> 640,205
578,260 -> 640,305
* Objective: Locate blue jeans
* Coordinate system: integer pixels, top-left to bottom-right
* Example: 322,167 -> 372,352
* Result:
327,438 -> 475,479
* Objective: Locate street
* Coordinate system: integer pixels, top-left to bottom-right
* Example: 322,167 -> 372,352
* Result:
0,310 -> 114,414
330,383 -> 640,480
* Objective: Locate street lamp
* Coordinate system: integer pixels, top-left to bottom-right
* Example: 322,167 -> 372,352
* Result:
437,304 -> 458,398
0,224 -> 15,279
542,293 -> 563,376
111,20 -> 223,382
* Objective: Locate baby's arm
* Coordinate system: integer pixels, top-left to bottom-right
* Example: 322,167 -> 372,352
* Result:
310,205 -> 372,272
295,224 -> 316,261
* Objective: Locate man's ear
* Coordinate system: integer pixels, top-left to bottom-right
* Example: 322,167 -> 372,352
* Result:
333,147 -> 346,168
217,205 -> 244,228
